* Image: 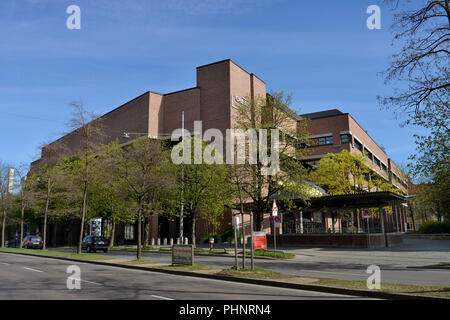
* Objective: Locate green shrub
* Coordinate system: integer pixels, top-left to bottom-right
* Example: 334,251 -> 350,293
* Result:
419,221 -> 450,234
220,228 -> 234,242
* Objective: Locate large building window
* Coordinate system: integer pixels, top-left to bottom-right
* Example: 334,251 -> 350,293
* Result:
381,163 -> 387,172
317,136 -> 333,146
340,134 -> 351,144
364,148 -> 373,160
374,157 -> 381,167
354,139 -> 363,152
124,223 -> 134,240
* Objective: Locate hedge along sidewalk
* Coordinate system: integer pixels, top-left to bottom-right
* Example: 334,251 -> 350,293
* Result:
0,248 -> 447,301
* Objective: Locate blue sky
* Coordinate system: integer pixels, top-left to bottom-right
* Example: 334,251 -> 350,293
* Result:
0,0 -> 427,169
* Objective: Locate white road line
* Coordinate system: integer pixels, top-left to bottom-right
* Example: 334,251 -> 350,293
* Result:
0,262 -> 9,265
299,270 -> 365,277
151,294 -> 174,300
68,277 -> 102,286
23,267 -> 43,273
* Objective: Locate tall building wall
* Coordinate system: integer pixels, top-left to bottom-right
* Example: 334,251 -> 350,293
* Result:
197,60 -> 232,136
162,88 -> 201,136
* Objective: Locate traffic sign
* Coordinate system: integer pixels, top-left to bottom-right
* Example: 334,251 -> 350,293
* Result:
272,200 -> 278,217
269,216 -> 274,223
274,216 -> 281,223
363,209 -> 371,219
274,222 -> 281,228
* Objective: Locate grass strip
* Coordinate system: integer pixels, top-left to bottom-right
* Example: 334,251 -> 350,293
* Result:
159,263 -> 212,271
0,247 -> 113,261
122,259 -> 160,265
316,278 -> 450,298
242,250 -> 295,259
217,266 -> 450,298
217,267 -> 293,280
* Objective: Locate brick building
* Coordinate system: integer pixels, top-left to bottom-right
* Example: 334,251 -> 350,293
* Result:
29,60 -> 410,247
300,109 -> 408,193
30,59 -> 268,245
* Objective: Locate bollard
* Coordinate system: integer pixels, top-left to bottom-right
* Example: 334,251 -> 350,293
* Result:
151,238 -> 155,246
163,238 -> 167,246
184,237 -> 189,245
157,238 -> 160,246
170,238 -> 174,246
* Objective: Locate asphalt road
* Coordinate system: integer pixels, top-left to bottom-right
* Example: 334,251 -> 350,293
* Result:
0,252 -> 365,300
49,237 -> 450,287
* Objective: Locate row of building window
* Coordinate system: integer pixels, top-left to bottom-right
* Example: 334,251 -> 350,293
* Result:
316,134 -> 352,146
317,134 -> 390,175
306,132 -> 407,190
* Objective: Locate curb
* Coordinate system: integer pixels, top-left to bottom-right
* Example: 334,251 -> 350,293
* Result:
1,250 -> 448,301
408,265 -> 450,270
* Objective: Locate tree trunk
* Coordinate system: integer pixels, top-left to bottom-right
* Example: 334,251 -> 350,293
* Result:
240,207 -> 246,269
43,186 -> 50,250
255,207 -> 265,232
137,198 -> 143,260
144,216 -> 151,247
43,213 -> 48,250
191,213 -> 196,247
20,204 -> 25,248
1,210 -> 6,248
77,182 -> 88,254
109,218 -> 115,248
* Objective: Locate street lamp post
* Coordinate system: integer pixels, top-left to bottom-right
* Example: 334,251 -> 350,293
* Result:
180,111 -> 184,245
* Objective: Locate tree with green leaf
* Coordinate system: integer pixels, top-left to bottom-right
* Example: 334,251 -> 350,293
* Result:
92,141 -> 144,247
177,137 -> 235,245
30,163 -> 67,250
310,150 -> 399,195
231,91 -> 312,231
110,137 -> 176,260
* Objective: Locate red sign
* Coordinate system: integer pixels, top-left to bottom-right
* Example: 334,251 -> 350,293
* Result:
363,209 -> 371,219
253,232 -> 267,250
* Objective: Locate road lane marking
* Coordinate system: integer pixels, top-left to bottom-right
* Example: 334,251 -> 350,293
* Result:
23,267 -> 43,273
0,263 -> 9,265
67,277 -> 102,286
298,270 -> 365,277
151,294 -> 174,300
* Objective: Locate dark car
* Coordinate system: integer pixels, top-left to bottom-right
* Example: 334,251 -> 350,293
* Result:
6,238 -> 20,248
81,236 -> 109,253
22,235 -> 43,249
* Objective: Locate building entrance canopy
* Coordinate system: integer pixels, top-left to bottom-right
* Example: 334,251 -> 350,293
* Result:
306,191 -> 408,210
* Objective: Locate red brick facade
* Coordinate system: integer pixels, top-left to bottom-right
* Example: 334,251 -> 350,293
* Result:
301,110 -> 408,193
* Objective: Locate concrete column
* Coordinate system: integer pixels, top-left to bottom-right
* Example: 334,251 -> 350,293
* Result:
356,209 -> 361,233
394,204 -> 400,232
379,206 -> 388,247
389,211 -> 394,233
399,205 -> 405,232
403,205 -> 408,232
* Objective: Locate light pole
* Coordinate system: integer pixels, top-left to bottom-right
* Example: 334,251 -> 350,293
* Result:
180,111 -> 184,245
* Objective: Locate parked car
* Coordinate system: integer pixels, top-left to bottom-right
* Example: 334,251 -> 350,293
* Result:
22,235 -> 43,249
81,236 -> 109,253
6,238 -> 19,248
